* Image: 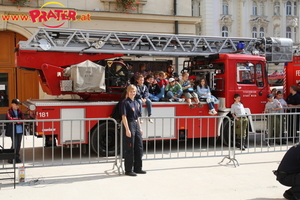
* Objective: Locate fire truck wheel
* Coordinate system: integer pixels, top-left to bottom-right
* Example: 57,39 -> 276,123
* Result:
220,118 -> 233,147
90,122 -> 120,156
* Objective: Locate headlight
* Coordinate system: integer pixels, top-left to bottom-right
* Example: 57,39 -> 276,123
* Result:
29,104 -> 36,111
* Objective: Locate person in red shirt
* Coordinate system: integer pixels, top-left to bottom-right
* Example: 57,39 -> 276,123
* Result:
156,71 -> 168,99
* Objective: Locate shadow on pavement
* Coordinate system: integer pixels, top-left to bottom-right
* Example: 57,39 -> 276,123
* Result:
247,198 -> 284,200
16,169 -> 121,188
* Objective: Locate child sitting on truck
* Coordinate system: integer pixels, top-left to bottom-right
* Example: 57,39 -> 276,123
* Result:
180,72 -> 202,109
165,78 -> 184,102
155,71 -> 168,99
135,75 -> 153,123
196,78 -> 218,115
144,74 -> 162,102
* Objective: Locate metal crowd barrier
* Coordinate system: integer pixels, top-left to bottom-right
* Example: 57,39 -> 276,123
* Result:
234,107 -> 300,155
1,110 -> 298,177
117,115 -> 238,174
0,118 -> 121,174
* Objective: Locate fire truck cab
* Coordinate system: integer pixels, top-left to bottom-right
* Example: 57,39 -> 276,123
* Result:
184,54 -> 268,114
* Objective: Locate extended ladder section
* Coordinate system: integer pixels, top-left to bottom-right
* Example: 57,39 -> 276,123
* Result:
19,27 -> 293,63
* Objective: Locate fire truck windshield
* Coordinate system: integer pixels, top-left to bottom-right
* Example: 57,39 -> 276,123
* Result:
236,63 -> 264,87
237,63 -> 254,84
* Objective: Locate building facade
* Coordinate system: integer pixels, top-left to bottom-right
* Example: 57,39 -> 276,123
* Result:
0,0 -> 296,113
198,0 -> 300,43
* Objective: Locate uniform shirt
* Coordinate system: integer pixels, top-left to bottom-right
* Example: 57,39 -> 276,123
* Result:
286,93 -> 300,112
277,143 -> 300,174
165,83 -> 182,95
265,99 -> 282,113
286,93 -> 300,105
120,98 -> 140,121
231,102 -> 246,116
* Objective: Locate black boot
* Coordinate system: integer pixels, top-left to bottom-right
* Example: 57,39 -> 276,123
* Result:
235,140 -> 245,151
242,139 -> 247,149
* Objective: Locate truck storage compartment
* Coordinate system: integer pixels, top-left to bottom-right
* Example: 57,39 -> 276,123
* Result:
64,60 -> 106,93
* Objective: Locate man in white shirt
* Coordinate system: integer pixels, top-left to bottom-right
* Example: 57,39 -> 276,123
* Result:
231,94 -> 248,151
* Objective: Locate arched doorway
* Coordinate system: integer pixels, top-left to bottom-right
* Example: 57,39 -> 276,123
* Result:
0,31 -> 39,116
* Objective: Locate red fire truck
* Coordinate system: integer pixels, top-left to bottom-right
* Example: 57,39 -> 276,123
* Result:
16,28 -> 293,155
284,54 -> 300,96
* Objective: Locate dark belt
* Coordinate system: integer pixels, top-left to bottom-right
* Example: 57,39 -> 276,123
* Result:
273,170 -> 287,176
128,119 -> 138,123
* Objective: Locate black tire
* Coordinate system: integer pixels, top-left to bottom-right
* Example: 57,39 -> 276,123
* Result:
90,122 -> 120,156
221,118 -> 233,146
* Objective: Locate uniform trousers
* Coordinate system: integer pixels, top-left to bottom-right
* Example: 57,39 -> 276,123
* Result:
267,115 -> 281,140
276,172 -> 300,198
235,117 -> 248,140
123,120 -> 143,173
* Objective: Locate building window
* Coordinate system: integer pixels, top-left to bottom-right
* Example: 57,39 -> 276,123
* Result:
192,0 -> 200,17
286,27 -> 292,38
260,2 -> 264,15
294,2 -> 297,16
274,2 -> 280,16
252,27 -> 257,38
259,27 -> 264,37
286,1 -> 292,16
253,2 -> 258,15
222,26 -> 228,37
294,28 -> 297,41
222,0 -> 228,15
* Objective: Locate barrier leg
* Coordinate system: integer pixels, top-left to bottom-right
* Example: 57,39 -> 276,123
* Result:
219,118 -> 239,167
113,124 -> 124,175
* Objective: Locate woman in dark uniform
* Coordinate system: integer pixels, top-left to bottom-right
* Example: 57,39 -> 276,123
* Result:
121,85 -> 146,176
